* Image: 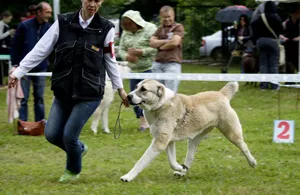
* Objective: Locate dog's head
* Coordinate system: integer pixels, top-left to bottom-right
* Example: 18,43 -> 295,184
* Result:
127,79 -> 174,111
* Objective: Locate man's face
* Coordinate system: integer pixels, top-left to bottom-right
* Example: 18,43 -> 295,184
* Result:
37,4 -> 52,23
160,10 -> 174,26
82,0 -> 103,16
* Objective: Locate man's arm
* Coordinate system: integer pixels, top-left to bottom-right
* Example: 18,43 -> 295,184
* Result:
149,36 -> 168,48
158,35 -> 182,50
10,23 -> 25,66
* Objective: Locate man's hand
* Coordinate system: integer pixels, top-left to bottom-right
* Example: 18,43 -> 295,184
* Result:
9,29 -> 16,36
293,36 -> 300,41
118,88 -> 129,107
126,55 -> 138,63
8,74 -> 18,88
128,48 -> 143,57
280,35 -> 289,42
9,66 -> 17,75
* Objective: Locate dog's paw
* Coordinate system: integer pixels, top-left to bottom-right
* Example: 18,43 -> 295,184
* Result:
103,129 -> 111,134
173,171 -> 186,177
248,158 -> 257,168
120,174 -> 133,182
173,164 -> 188,177
90,127 -> 98,135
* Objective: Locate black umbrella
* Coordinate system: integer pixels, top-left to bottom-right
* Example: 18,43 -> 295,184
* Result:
216,5 -> 252,23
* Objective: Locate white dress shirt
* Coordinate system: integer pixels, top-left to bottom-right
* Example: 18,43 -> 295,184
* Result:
12,12 -> 123,90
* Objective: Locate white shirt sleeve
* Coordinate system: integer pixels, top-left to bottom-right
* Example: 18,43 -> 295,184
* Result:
104,27 -> 124,90
12,20 -> 60,79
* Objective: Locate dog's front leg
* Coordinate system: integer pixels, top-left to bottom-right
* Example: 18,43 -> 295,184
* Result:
121,140 -> 161,182
174,133 -> 205,177
166,141 -> 183,171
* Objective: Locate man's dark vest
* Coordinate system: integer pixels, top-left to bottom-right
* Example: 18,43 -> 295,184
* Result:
51,10 -> 114,100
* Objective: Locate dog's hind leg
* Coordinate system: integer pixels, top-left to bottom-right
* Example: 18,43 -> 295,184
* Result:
219,111 -> 257,168
101,104 -> 111,133
121,140 -> 164,182
90,106 -> 102,134
166,141 -> 183,172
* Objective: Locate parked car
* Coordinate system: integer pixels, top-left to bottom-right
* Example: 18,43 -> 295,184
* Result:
199,28 -> 235,60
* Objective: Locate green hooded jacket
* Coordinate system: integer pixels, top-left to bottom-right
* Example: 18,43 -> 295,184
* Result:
118,10 -> 157,72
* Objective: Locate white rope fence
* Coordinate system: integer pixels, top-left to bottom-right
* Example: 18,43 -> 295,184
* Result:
26,72 -> 300,83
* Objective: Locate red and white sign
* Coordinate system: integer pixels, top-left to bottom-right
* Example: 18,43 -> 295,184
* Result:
273,120 -> 295,143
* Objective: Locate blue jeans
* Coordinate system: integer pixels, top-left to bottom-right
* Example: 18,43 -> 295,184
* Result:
45,98 -> 100,174
130,69 -> 152,118
257,37 -> 279,89
152,61 -> 181,93
19,75 -> 46,121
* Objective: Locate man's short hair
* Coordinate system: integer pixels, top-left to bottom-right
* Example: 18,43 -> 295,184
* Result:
36,2 -> 49,12
160,5 -> 174,14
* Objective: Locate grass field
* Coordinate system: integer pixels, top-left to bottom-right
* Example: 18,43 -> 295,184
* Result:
0,63 -> 299,195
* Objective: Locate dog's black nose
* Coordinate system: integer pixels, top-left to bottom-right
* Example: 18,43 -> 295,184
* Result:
127,94 -> 137,105
127,94 -> 133,103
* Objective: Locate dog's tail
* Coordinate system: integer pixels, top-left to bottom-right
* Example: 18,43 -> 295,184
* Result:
220,82 -> 239,100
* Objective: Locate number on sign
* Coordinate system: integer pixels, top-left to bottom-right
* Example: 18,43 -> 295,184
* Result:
277,121 -> 290,139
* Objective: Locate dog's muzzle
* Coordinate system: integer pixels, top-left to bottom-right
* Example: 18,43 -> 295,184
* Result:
127,94 -> 138,105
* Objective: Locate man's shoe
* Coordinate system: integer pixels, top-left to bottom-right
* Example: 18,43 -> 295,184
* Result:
82,143 -> 88,158
58,170 -> 79,182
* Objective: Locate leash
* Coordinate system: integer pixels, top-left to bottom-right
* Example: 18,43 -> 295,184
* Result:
114,102 -> 123,139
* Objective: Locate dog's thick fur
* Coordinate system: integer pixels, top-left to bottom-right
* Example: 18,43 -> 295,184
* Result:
121,79 -> 257,182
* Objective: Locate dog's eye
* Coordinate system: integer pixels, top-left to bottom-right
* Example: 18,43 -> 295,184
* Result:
141,86 -> 147,92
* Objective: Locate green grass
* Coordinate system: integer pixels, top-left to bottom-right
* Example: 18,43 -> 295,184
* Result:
0,64 -> 300,195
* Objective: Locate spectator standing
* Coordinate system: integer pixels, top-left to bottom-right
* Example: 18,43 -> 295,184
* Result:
0,10 -> 15,87
26,5 -> 37,20
149,5 -> 184,93
19,12 -> 28,22
251,1 -> 283,90
234,15 -> 251,53
0,11 -> 15,54
8,0 -> 129,182
281,6 -> 300,74
118,10 -> 157,131
233,14 -> 252,73
10,2 -> 52,122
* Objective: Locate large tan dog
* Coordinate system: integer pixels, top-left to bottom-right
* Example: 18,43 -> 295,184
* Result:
121,79 -> 257,182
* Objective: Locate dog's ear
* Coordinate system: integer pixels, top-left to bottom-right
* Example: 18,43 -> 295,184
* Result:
157,84 -> 165,97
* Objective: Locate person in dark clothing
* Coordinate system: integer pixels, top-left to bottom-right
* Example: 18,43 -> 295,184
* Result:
10,2 -> 52,122
233,14 -> 252,73
26,4 -> 37,20
251,1 -> 283,90
235,15 -> 251,52
281,6 -> 300,74
8,0 -> 129,182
